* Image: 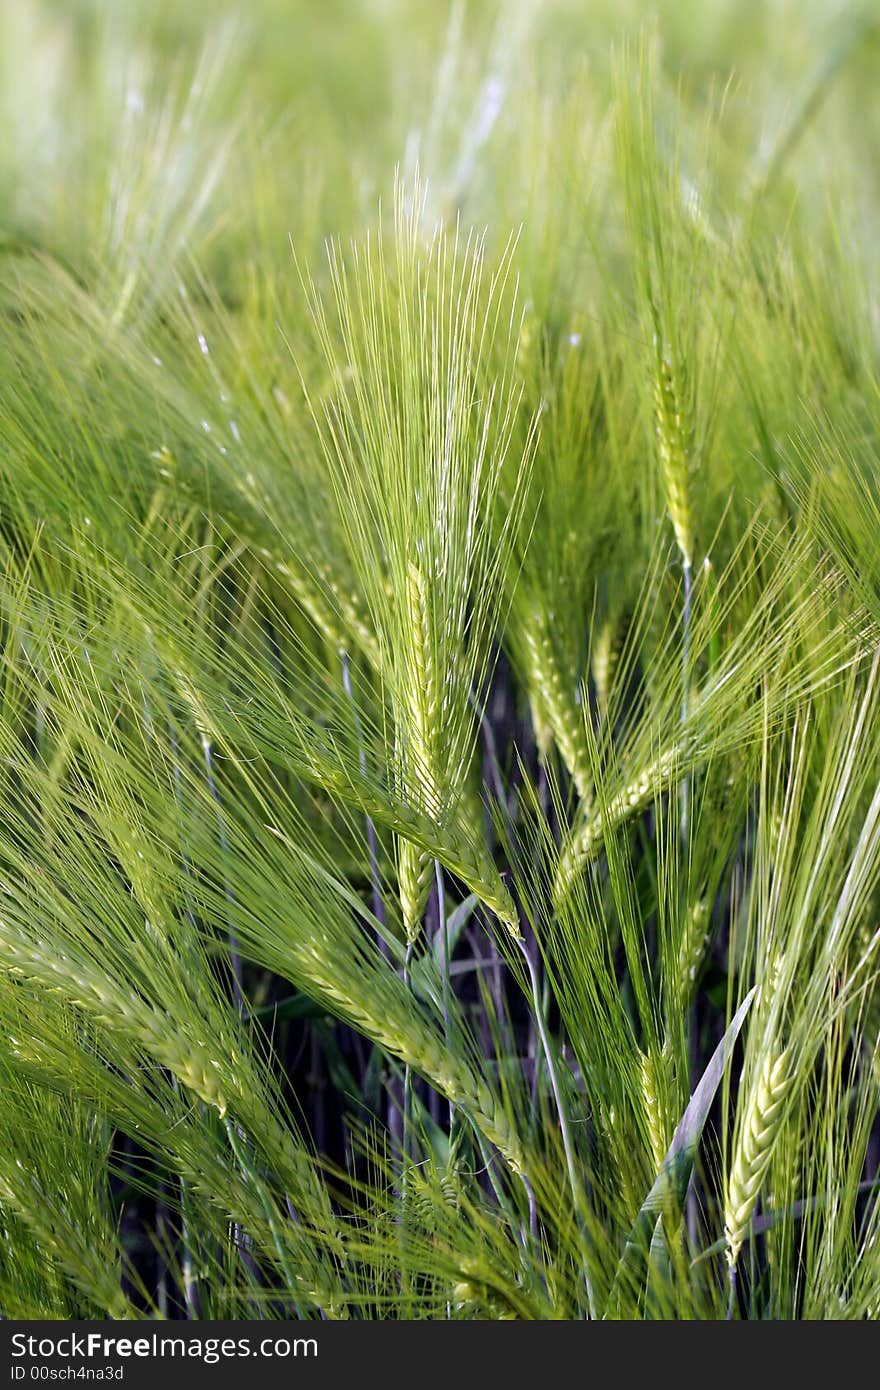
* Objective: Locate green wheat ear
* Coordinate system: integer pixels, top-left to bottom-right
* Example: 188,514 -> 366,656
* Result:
653,343 -> 695,570
521,604 -> 593,804
396,558 -> 441,938
398,835 -> 433,942
724,1047 -> 792,1266
639,1042 -> 674,1173
677,897 -> 711,1005
591,608 -> 627,722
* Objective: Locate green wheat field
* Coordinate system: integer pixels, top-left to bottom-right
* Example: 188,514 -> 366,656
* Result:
1,0 -> 880,1321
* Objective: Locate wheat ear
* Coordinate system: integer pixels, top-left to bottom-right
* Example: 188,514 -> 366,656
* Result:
553,742 -> 685,904
395,560 -> 522,943
282,930 -> 526,1171
0,931 -> 238,1114
724,1046 -> 792,1266
274,555 -> 381,669
653,344 -> 694,570
396,560 -> 442,937
639,1043 -> 673,1172
521,607 -> 592,804
677,897 -> 711,1005
396,837 -> 433,943
591,611 -> 624,722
